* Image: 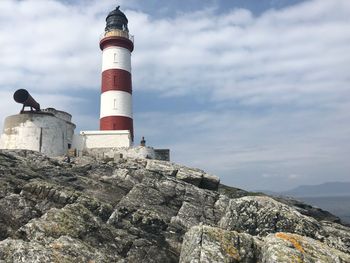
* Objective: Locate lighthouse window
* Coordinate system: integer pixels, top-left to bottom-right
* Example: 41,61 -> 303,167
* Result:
114,53 -> 118,63
113,99 -> 117,109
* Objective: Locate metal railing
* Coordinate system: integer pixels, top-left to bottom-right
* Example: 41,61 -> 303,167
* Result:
100,30 -> 134,43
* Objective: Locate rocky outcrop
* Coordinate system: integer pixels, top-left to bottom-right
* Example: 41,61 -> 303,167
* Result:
219,196 -> 322,238
146,160 -> 220,190
179,225 -> 350,263
0,150 -> 349,262
261,232 -> 350,263
179,225 -> 260,263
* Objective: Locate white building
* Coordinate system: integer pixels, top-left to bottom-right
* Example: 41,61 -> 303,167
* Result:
0,108 -> 75,157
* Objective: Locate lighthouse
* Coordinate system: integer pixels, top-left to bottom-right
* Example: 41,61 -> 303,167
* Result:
0,5 -> 170,160
99,6 -> 134,141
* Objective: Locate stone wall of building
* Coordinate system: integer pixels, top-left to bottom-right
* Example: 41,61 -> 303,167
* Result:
0,111 -> 75,157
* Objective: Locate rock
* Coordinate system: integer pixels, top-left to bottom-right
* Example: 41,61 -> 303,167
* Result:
0,149 -> 349,262
176,167 -> 203,187
0,194 -> 41,240
179,225 -> 259,263
180,226 -> 350,263
0,239 -> 56,263
219,196 -> 322,239
200,173 -> 220,190
146,160 -> 220,191
261,232 -> 350,263
321,221 -> 350,254
169,186 -> 220,231
146,159 -> 178,176
217,184 -> 252,199
0,236 -> 123,263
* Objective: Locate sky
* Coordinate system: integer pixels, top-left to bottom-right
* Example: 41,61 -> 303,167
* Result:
0,0 -> 349,191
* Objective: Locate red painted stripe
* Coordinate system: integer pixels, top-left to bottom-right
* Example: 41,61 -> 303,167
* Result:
101,69 -> 132,93
100,36 -> 134,52
100,116 -> 134,140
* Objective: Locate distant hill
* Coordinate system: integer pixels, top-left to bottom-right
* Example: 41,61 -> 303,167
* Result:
281,182 -> 350,197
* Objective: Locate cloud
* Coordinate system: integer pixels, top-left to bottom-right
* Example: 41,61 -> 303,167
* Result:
0,0 -> 131,92
129,0 -> 350,109
1,0 -> 349,106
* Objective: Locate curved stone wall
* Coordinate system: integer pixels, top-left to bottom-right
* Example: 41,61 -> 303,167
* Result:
0,112 -> 75,157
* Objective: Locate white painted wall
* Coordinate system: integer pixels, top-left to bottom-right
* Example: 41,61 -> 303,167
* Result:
83,146 -> 156,159
72,134 -> 84,151
102,46 -> 131,73
100,90 -> 132,118
72,130 -> 131,150
0,125 -> 41,152
0,113 -> 75,157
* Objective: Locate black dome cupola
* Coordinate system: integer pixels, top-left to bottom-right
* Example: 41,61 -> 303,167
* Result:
105,6 -> 129,32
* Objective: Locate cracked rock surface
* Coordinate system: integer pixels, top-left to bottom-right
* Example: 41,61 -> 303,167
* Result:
0,150 -> 349,262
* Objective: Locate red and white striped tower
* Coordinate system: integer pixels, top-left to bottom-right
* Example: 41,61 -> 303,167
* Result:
99,6 -> 134,141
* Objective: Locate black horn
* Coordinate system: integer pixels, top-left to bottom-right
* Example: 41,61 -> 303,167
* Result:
13,89 -> 41,112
